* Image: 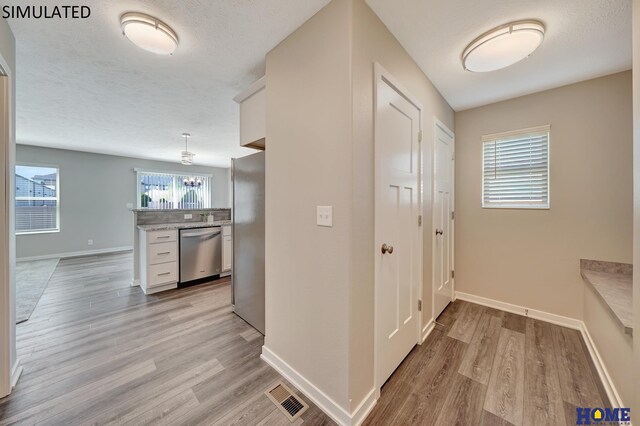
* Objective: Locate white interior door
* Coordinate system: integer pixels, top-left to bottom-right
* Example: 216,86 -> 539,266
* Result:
433,121 -> 454,319
375,66 -> 421,387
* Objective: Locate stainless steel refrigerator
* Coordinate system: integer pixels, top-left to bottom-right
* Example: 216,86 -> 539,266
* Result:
231,151 -> 265,335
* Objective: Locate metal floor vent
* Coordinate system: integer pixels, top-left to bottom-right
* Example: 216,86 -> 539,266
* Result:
265,382 -> 308,422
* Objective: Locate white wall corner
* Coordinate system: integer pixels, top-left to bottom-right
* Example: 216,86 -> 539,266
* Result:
261,345 -> 377,425
454,291 -> 624,408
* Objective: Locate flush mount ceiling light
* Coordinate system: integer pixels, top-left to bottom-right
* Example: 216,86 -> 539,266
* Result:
181,133 -> 194,165
462,20 -> 545,72
120,12 -> 178,55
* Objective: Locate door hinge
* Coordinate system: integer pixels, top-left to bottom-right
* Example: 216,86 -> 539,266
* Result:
418,300 -> 422,311
418,215 -> 422,226
418,130 -> 423,142
451,270 -> 455,279
451,211 -> 455,220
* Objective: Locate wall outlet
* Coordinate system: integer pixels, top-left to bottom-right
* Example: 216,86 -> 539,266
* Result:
184,214 -> 193,220
316,206 -> 333,227
88,239 -> 93,246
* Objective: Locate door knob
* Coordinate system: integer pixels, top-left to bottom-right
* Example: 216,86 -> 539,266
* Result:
381,243 -> 394,254
435,229 -> 443,236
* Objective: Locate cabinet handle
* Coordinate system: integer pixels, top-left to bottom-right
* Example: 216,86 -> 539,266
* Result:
158,272 -> 171,276
157,236 -> 171,239
158,252 -> 171,255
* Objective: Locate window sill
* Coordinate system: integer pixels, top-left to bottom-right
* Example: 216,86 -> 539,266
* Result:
481,205 -> 550,210
16,229 -> 60,236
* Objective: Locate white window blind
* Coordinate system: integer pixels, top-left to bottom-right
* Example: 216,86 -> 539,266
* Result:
482,125 -> 550,209
136,170 -> 212,209
15,164 -> 60,234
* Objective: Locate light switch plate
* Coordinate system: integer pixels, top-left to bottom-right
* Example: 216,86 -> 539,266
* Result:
317,206 -> 333,227
184,214 -> 193,220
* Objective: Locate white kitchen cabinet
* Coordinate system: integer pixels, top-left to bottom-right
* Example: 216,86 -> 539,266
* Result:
139,229 -> 179,294
234,76 -> 265,150
221,225 -> 232,277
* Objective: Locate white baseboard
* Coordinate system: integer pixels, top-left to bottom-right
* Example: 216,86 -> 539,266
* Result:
454,291 -> 582,330
421,319 -> 435,343
578,322 -> 624,407
454,291 -> 623,408
131,279 -> 140,287
17,246 -> 133,262
10,358 -> 22,389
261,345 -> 376,426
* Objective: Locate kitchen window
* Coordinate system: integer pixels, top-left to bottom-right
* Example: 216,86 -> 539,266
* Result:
15,164 -> 60,234
136,170 -> 212,209
482,125 -> 550,209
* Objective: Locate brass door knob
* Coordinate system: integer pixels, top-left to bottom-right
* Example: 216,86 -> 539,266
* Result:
381,243 -> 394,254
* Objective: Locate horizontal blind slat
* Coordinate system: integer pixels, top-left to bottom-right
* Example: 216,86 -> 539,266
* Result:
482,130 -> 549,208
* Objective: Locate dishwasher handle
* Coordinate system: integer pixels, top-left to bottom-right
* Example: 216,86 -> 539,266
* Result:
180,228 -> 221,238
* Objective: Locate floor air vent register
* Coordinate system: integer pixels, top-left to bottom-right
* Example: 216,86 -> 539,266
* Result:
265,382 -> 309,422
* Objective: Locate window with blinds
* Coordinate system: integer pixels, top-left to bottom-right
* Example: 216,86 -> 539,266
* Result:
15,164 -> 60,234
136,170 -> 212,209
482,125 -> 550,209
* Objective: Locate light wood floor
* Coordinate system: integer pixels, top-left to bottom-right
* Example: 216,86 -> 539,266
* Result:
364,300 -> 610,426
0,252 -> 333,425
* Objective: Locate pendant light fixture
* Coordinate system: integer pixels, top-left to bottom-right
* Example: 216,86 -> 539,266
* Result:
181,133 -> 194,165
462,20 -> 545,72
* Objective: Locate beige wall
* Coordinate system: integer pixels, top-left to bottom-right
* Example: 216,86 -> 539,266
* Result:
265,0 -> 454,416
455,72 -> 633,320
632,0 -> 640,416
0,16 -> 17,397
265,0 -> 353,411
349,0 -> 454,407
583,284 -> 633,406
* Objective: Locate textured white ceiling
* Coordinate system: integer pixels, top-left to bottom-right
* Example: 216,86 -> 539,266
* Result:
6,0 -> 330,167
366,0 -> 632,111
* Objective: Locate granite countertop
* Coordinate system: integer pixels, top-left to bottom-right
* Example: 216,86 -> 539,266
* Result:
138,221 -> 232,231
131,208 -> 231,212
580,259 -> 633,336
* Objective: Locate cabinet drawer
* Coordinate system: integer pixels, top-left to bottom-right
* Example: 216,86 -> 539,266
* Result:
222,226 -> 232,237
147,230 -> 177,244
148,262 -> 177,287
148,241 -> 177,265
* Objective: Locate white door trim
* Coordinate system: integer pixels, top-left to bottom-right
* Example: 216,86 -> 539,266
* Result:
0,52 -> 18,397
373,62 -> 423,393
431,118 -> 455,321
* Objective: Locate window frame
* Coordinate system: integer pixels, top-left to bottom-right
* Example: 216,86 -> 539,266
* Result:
15,162 -> 61,235
481,125 -> 550,210
134,169 -> 213,210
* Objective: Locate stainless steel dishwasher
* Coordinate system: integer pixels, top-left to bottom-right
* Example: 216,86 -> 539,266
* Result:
179,227 -> 222,283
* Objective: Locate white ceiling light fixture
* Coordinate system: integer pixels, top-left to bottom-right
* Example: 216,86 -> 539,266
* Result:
462,20 -> 545,72
121,12 -> 179,55
181,133 -> 194,165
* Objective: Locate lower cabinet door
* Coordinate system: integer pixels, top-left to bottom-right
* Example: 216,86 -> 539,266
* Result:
223,236 -> 232,272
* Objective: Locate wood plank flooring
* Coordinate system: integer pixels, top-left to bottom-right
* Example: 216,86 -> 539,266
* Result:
0,252 -> 333,425
1,252 -> 610,425
364,300 -> 610,426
